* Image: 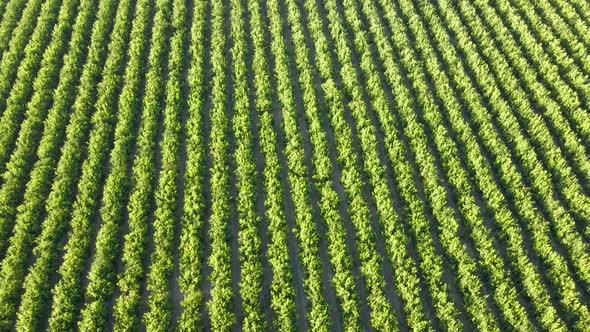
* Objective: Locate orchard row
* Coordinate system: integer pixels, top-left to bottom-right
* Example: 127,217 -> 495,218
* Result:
0,0 -> 588,330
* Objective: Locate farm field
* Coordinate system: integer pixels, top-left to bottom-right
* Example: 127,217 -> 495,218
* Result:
0,0 -> 589,329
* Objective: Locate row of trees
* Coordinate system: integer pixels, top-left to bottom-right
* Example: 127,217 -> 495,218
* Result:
388,0 -> 590,328
285,0 -> 388,330
177,0 -> 207,329
46,0 -> 136,327
562,0 -> 590,28
0,0 -> 79,256
111,0 -> 167,326
370,0 -> 547,328
418,0 -> 590,328
381,0 -> 551,328
0,0 -> 75,183
324,0 -> 468,329
230,0 -> 264,329
0,0 -> 588,329
532,0 -> 590,107
77,0 -> 152,327
469,0 -> 590,223
206,0 -> 235,329
0,0 -> 45,113
282,0 -> 368,330
144,0 -> 183,325
514,0 -> 590,93
545,0 -> 590,53
0,0 -> 29,53
247,0 -> 296,328
0,0 -> 69,255
344,0 -> 534,328
452,0 -> 590,319
489,0 -> 590,216
299,0 -> 432,329
14,0 -> 122,327
0,0 -> 118,327
382,0 -> 561,328
0,0 -> 99,328
266,0 -> 334,328
485,0 -> 590,146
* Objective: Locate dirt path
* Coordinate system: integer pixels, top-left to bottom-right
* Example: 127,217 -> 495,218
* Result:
197,0 -> 214,328
224,0 -> 246,326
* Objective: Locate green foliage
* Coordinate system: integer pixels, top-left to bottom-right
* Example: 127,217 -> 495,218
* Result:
177,0 -> 207,330
112,0 -> 170,327
230,0 -> 264,330
0,0 -> 588,330
76,0 -> 152,329
248,0 -> 296,329
12,0 -> 121,326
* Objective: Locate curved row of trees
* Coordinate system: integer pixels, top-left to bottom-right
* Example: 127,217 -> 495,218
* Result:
0,0 -> 588,329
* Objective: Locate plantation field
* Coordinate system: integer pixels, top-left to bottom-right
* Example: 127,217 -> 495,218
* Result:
0,0 -> 589,329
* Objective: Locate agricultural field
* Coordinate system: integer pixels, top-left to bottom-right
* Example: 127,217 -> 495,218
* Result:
0,0 -> 589,329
